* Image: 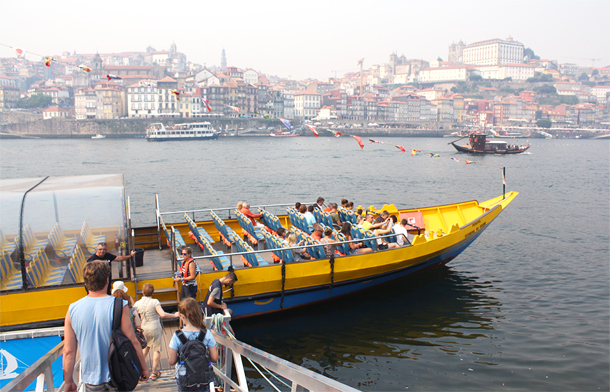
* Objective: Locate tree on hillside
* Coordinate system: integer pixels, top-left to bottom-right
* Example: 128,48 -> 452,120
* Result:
524,48 -> 540,60
536,119 -> 552,128
534,84 -> 557,95
15,93 -> 52,109
578,73 -> 589,81
469,74 -> 482,81
559,95 -> 579,105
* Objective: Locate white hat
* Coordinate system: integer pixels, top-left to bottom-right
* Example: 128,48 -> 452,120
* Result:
111,281 -> 128,294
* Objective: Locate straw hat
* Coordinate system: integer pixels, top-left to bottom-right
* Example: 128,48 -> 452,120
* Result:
111,281 -> 128,294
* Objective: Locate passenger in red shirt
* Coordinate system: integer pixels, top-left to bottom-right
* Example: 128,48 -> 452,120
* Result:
241,202 -> 263,227
311,223 -> 323,242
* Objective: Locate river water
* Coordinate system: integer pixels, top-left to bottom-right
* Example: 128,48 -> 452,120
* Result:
1,136 -> 608,391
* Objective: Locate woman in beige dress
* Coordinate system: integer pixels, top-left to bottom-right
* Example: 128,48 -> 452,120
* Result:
134,283 -> 179,380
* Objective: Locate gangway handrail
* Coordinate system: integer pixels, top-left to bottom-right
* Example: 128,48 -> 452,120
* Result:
0,341 -> 66,392
211,331 -> 360,392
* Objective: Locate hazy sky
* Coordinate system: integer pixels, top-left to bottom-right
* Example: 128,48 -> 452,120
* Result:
2,0 -> 609,80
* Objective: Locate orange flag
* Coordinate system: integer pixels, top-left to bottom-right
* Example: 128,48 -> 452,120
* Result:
351,135 -> 364,149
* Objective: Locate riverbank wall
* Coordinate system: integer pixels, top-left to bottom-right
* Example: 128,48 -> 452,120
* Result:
0,115 -> 451,138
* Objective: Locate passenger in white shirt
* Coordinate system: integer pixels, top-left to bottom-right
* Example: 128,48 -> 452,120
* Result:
394,217 -> 411,246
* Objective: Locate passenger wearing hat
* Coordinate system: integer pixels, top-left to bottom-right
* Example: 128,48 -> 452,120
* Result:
111,281 -> 135,306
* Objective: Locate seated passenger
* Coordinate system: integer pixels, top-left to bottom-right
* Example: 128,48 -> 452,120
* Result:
341,198 -> 349,208
311,223 -> 323,242
361,214 -> 386,231
356,214 -> 366,227
346,201 -> 355,210
319,227 -> 338,258
299,204 -> 315,232
286,233 -> 311,261
276,227 -> 287,239
394,218 -> 411,246
329,203 -> 343,230
241,202 -> 264,228
314,197 -> 325,211
373,218 -> 399,250
340,222 -> 373,255
306,205 -> 316,227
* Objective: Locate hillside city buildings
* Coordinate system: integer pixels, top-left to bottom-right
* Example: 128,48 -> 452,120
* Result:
0,38 -> 608,127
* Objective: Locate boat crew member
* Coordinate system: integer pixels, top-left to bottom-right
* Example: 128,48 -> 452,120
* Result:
173,247 -> 198,300
203,270 -> 238,317
87,242 -> 135,295
63,260 -> 150,391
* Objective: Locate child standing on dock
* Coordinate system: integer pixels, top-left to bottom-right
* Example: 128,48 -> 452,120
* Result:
169,297 -> 218,391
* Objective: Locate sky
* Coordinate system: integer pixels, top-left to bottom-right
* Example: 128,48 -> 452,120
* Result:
2,0 -> 609,80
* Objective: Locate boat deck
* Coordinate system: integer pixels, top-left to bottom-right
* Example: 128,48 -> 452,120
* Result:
129,239 -> 275,279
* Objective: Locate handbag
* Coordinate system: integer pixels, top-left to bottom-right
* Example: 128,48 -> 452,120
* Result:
134,327 -> 147,349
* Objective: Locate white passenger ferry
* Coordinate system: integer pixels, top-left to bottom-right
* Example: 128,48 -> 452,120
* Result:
145,122 -> 220,141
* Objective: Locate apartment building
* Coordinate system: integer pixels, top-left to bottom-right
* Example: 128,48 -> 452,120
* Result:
591,85 -> 610,104
294,90 -> 320,120
243,69 -> 259,85
74,89 -> 97,119
94,82 -> 126,119
0,85 -> 19,109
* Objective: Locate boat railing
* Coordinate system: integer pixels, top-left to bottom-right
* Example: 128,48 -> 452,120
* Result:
158,201 -> 297,221
184,231 -> 411,267
0,340 -> 66,392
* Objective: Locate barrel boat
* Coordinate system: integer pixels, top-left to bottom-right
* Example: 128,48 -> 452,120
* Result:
452,133 -> 530,154
0,174 -> 518,331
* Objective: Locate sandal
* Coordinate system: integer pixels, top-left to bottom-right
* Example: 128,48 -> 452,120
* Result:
150,371 -> 161,381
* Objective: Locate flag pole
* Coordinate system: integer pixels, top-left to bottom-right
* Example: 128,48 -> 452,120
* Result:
503,167 -> 506,200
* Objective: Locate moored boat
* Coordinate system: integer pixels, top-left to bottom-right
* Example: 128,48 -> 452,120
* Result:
91,134 -> 106,139
0,174 -> 518,331
452,133 -> 530,154
146,122 -> 220,141
269,129 -> 301,137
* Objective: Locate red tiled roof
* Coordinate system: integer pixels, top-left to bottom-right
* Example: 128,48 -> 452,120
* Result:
104,65 -> 155,70
294,90 -> 320,95
43,106 -> 68,112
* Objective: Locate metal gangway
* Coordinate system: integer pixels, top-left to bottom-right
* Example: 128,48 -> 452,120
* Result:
1,314 -> 360,392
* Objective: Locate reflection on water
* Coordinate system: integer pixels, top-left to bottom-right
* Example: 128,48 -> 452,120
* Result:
235,267 -> 502,388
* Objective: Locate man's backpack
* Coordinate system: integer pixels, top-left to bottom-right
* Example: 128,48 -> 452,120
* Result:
176,330 -> 214,391
108,297 -> 143,391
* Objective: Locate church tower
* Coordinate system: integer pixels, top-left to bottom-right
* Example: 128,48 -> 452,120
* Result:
221,48 -> 227,70
91,52 -> 103,83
